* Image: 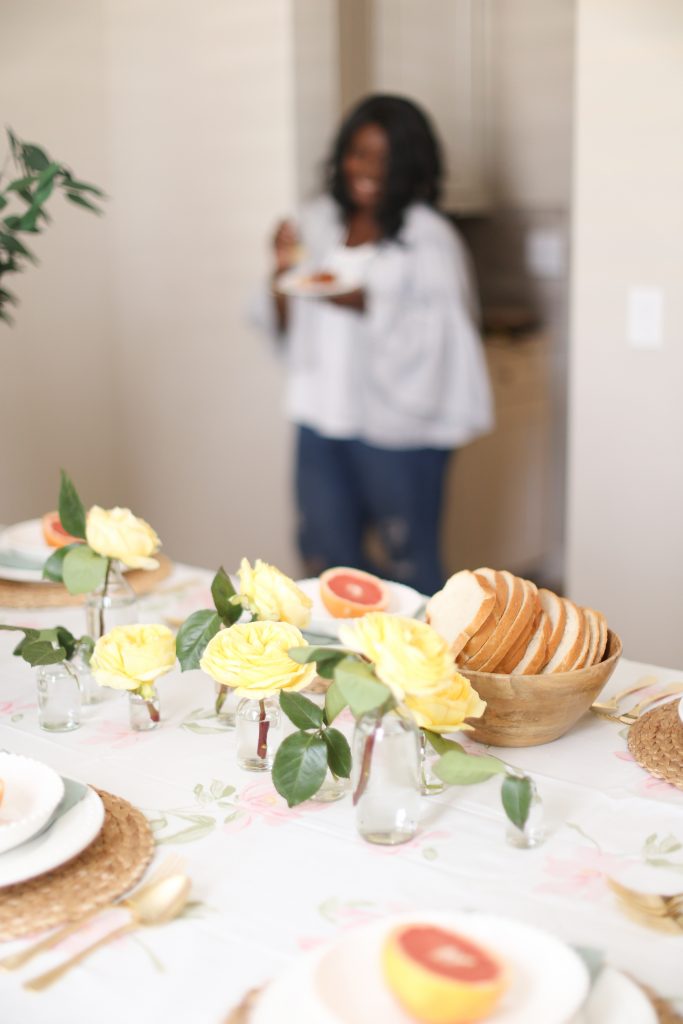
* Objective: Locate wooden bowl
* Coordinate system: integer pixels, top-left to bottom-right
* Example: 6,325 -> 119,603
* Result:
460,630 -> 622,747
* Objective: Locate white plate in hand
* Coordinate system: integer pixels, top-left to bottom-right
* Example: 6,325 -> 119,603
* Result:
0,753 -> 65,854
275,268 -> 361,299
0,783 -> 105,887
296,577 -> 425,640
254,911 -> 591,1024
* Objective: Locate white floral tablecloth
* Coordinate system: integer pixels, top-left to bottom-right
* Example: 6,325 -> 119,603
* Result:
0,564 -> 681,1023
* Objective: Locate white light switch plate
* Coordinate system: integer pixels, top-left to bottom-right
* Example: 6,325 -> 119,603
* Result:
627,287 -> 663,349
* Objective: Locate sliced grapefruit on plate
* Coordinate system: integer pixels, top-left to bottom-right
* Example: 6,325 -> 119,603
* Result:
319,567 -> 391,619
41,511 -> 82,549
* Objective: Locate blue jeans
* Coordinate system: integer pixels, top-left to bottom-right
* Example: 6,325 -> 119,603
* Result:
295,426 -> 451,595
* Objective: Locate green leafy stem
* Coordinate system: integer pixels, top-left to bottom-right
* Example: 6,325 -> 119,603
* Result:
272,690 -> 352,807
0,623 -> 93,681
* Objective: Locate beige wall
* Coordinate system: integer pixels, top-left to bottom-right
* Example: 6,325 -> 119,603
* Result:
567,0 -> 683,665
0,0 -> 305,575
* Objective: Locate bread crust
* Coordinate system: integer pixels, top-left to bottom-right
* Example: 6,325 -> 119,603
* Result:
426,570 -> 496,659
478,578 -> 539,673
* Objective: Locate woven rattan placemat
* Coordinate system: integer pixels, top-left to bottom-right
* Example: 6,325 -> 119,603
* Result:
0,789 -> 154,940
628,699 -> 683,791
0,554 -> 172,609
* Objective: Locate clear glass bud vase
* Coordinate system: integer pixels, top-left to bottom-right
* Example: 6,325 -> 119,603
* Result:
310,770 -> 349,803
37,662 -> 82,732
419,732 -> 445,796
72,640 -> 102,706
352,711 -> 421,845
85,560 -> 137,641
236,697 -> 282,771
505,774 -> 546,848
129,687 -> 160,731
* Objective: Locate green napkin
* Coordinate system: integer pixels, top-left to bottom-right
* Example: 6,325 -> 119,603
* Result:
22,777 -> 89,848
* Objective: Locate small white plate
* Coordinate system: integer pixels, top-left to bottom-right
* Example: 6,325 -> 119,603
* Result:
0,519 -> 53,583
254,912 -> 590,1024
297,577 -> 425,640
275,268 -> 361,299
0,784 -> 105,887
576,966 -> 657,1024
0,754 -> 65,854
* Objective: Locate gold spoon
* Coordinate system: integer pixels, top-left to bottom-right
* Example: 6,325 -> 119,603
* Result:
607,877 -> 683,916
590,676 -> 658,714
0,854 -> 186,972
24,874 -> 190,991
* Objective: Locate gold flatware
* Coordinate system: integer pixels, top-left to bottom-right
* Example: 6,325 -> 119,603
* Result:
607,877 -> 683,916
618,683 -> 683,725
24,874 -> 190,991
1,854 -> 186,972
590,675 -> 658,714
615,900 -> 683,934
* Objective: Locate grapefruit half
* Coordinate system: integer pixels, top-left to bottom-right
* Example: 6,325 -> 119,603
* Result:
382,924 -> 507,1024
319,567 -> 390,619
41,511 -> 82,549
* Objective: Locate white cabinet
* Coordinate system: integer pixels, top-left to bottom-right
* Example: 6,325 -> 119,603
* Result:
371,0 -> 490,212
442,333 -> 554,576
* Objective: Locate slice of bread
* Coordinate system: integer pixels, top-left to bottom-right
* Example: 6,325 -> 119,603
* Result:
584,607 -> 608,666
461,570 -> 522,670
496,608 -> 539,674
478,577 -> 539,673
567,607 -> 591,670
426,570 -> 496,659
538,589 -> 566,666
508,610 -> 551,675
460,568 -> 506,661
542,598 -> 585,673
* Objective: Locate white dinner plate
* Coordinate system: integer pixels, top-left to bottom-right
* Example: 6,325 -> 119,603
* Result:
575,966 -> 657,1024
275,268 -> 361,299
0,753 -> 65,854
254,912 -> 590,1024
0,783 -> 105,887
297,577 -> 425,640
0,518 -> 54,583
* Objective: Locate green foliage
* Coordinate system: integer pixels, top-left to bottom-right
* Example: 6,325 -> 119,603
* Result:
501,774 -> 533,831
287,644 -> 348,679
58,469 -> 87,539
0,130 -> 105,325
61,545 -> 108,595
0,623 -> 90,667
273,690 -> 352,806
279,690 -> 324,730
334,657 -> 392,717
176,610 -> 222,671
433,747 -> 506,785
211,566 -> 241,626
42,543 -> 80,583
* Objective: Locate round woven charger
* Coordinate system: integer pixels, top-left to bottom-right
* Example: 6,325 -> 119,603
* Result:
0,554 -> 173,609
0,789 -> 154,940
628,699 -> 683,791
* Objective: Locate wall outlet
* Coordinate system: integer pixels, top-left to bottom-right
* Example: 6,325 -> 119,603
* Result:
627,287 -> 663,349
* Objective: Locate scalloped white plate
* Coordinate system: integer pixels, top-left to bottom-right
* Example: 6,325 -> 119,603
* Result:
297,577 -> 424,640
0,753 -> 64,854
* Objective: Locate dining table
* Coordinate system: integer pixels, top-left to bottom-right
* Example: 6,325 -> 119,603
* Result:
0,562 -> 681,1023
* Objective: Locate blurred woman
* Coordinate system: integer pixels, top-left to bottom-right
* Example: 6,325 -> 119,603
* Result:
252,94 -> 493,596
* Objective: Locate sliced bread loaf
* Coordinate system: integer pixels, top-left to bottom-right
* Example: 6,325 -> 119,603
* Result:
460,570 -> 522,670
508,609 -> 551,675
542,598 -> 585,673
426,570 -> 496,659
460,568 -> 506,661
538,589 -> 566,666
477,577 -> 539,673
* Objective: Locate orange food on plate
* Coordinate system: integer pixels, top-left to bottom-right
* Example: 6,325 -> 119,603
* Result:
319,566 -> 390,618
382,924 -> 508,1024
41,511 -> 82,549
308,270 -> 336,284
0,779 -> 4,806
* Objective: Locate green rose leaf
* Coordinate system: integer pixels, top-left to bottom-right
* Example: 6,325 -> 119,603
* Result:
279,690 -> 324,730
334,657 -> 391,717
42,542 -> 81,582
501,774 -> 533,830
20,639 -> 67,666
211,566 -> 241,626
272,732 -> 328,807
423,730 -> 466,757
287,645 -> 348,680
62,545 -> 108,595
324,679 -> 348,724
54,626 -> 78,661
0,624 -> 39,657
434,748 -> 507,786
323,727 -> 352,778
58,469 -> 87,539
176,610 -> 221,671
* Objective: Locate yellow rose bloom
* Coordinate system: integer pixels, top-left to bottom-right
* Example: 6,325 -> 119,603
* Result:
200,620 -> 315,699
86,505 -> 160,570
404,673 -> 486,733
235,558 -> 312,628
91,624 -> 176,696
338,613 -> 456,700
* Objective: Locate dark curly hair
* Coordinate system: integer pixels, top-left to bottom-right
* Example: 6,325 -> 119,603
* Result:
327,94 -> 443,240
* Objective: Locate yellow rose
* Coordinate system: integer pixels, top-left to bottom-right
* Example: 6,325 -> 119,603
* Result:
404,673 -> 486,733
235,558 -> 312,628
200,620 -> 315,699
86,505 -> 160,570
338,613 -> 456,700
91,624 -> 176,696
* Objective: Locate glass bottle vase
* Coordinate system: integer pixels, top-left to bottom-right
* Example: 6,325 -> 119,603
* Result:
129,687 -> 161,731
352,710 -> 421,845
505,775 -> 546,848
37,662 -> 82,732
72,640 -> 102,706
235,697 -> 282,771
85,560 -> 137,641
309,770 -> 350,803
214,682 -> 236,728
419,731 -> 445,796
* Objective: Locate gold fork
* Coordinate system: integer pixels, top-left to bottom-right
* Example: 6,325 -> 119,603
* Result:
617,683 -> 683,725
0,854 -> 186,971
590,676 -> 658,714
607,876 -> 683,916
